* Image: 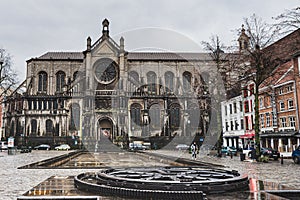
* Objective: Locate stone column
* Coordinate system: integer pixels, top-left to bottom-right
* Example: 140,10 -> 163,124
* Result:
279,138 -> 283,152
271,138 -> 274,149
223,138 -> 227,147
288,138 -> 291,152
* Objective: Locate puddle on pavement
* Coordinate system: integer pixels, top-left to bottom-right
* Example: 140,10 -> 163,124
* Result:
18,176 -> 298,200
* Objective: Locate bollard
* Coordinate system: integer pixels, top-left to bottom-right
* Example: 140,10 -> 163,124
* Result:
230,152 -> 233,159
281,155 -> 283,165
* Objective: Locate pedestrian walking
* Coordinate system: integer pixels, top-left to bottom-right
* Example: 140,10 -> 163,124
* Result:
191,142 -> 198,160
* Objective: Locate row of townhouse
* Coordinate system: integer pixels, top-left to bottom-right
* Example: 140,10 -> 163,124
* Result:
221,29 -> 300,153
222,58 -> 300,152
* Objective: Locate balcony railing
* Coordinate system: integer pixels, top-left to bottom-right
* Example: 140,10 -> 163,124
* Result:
95,90 -> 118,96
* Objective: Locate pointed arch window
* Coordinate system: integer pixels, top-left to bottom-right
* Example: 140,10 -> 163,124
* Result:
189,103 -> 200,128
38,71 -> 48,92
31,119 -> 37,134
56,71 -> 66,92
183,71 -> 192,91
149,104 -> 161,130
170,104 -> 180,130
46,119 -> 53,134
165,71 -> 174,93
147,71 -> 157,94
130,103 -> 142,130
129,71 -> 139,92
129,71 -> 139,82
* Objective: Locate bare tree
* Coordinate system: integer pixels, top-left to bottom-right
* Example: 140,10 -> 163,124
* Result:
203,14 -> 281,160
0,48 -> 18,96
238,14 -> 280,159
274,7 -> 300,35
201,35 -> 228,155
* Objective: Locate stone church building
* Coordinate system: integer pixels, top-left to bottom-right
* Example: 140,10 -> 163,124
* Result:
3,19 -> 221,148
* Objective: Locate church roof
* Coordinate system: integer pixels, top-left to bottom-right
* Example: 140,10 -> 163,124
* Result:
27,52 -> 84,62
127,52 -> 213,61
28,51 -> 215,62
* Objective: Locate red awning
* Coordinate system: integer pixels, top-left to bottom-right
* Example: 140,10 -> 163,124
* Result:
240,131 -> 255,139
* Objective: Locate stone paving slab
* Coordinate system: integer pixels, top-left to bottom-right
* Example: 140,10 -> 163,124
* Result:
1,149 -> 299,200
150,149 -> 300,190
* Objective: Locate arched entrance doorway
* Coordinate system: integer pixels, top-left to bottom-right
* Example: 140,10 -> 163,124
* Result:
97,118 -> 113,141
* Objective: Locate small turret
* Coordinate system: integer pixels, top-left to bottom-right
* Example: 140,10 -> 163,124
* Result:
87,36 -> 91,52
238,24 -> 250,53
120,37 -> 125,52
102,18 -> 109,39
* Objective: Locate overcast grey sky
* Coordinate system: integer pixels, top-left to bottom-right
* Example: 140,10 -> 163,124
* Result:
0,0 -> 299,81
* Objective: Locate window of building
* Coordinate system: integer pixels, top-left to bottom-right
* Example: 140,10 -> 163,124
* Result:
280,101 -> 285,111
245,116 -> 249,130
244,101 -> 249,113
147,71 -> 157,94
233,102 -> 237,113
38,71 -> 47,92
280,117 -> 287,127
149,104 -> 161,130
288,99 -> 294,109
279,88 -> 283,95
225,121 -> 229,131
183,71 -> 192,91
46,119 -> 53,133
56,71 -> 66,92
164,71 -> 174,93
43,101 -> 47,110
235,120 -> 238,130
48,101 -> 52,110
53,100 -> 58,110
240,119 -> 244,130
224,105 -> 227,116
266,113 -> 270,127
239,101 -> 243,112
169,104 -> 180,130
38,100 -> 42,110
28,100 -> 32,110
260,114 -> 264,128
229,104 -> 233,114
31,119 -> 37,134
230,121 -> 234,130
130,103 -> 141,130
33,101 -> 37,110
287,85 -> 293,92
289,116 -> 296,127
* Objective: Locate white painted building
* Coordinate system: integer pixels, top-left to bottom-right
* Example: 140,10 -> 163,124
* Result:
221,95 -> 245,148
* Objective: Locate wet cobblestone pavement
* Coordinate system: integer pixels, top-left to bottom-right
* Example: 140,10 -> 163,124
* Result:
153,150 -> 300,190
1,149 -> 299,199
0,150 -> 170,200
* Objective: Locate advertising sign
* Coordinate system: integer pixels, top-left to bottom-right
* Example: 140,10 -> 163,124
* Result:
8,137 -> 14,147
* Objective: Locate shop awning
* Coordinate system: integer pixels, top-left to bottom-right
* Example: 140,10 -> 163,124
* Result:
239,133 -> 255,139
239,130 -> 255,139
260,131 -> 298,137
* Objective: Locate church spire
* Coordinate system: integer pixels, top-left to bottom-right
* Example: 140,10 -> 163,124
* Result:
102,18 -> 109,39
